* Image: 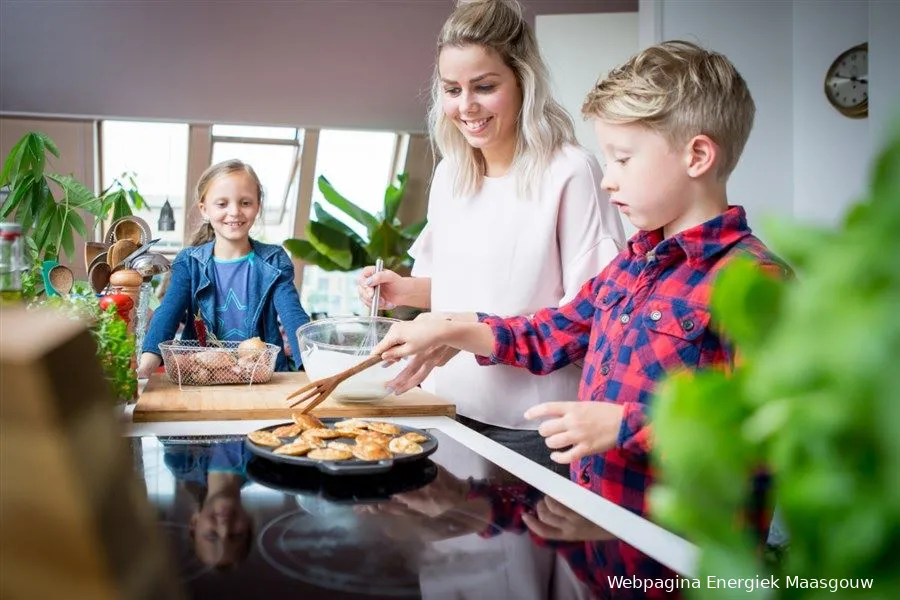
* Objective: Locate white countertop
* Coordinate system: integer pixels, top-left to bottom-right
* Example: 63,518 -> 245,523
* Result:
123,407 -> 699,577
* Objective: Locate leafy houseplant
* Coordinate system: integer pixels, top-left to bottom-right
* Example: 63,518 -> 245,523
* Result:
2,131 -> 144,401
650,129 -> 900,596
284,173 -> 427,272
1,132 -> 147,266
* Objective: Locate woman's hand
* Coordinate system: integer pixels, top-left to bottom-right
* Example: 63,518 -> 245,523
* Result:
137,352 -> 162,379
357,266 -> 406,310
524,401 -> 625,463
522,496 -> 614,542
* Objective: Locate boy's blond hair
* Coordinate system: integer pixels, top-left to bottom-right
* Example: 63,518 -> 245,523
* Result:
582,40 -> 754,179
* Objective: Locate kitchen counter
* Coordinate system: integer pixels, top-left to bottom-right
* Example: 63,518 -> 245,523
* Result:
125,407 -> 699,596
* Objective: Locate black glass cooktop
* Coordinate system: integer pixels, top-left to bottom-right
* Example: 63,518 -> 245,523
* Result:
132,430 -> 681,599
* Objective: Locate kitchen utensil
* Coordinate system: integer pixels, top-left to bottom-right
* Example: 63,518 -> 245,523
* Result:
246,454 -> 438,498
84,242 -> 109,273
244,417 -> 439,475
159,339 -> 280,388
88,262 -> 111,294
114,238 -> 160,269
48,264 -> 74,296
41,260 -> 59,296
286,354 -> 384,412
358,258 -> 384,355
131,252 -> 171,279
106,216 -> 152,245
297,316 -> 407,402
107,239 -> 138,268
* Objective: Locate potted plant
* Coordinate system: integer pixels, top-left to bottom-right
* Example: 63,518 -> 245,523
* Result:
284,173 -> 426,273
1,131 -> 145,401
649,128 -> 900,595
1,131 -> 147,294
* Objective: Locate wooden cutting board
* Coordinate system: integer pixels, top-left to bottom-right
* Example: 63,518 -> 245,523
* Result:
133,372 -> 456,422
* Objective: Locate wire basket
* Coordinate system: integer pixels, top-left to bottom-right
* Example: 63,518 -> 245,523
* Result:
159,340 -> 279,388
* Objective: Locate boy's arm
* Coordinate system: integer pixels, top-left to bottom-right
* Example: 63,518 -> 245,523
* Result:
472,275 -> 601,375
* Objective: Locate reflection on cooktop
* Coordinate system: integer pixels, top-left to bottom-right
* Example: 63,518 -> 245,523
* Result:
134,430 -> 681,599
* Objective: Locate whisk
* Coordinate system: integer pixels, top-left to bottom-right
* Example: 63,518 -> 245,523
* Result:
357,258 -> 384,354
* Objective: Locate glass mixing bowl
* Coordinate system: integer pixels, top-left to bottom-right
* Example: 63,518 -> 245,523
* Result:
296,317 -> 408,402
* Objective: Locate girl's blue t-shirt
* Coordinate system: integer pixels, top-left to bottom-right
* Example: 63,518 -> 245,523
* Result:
212,252 -> 256,341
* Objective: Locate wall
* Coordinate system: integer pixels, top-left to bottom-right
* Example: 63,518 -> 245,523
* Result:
649,0 -> 795,232
792,1 -> 869,226
536,11 -> 639,234
0,0 -> 635,132
870,0 -> 900,155
641,0 -> 897,231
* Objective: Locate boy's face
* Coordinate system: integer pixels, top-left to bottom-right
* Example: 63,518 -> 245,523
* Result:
439,44 -> 522,156
594,120 -> 692,233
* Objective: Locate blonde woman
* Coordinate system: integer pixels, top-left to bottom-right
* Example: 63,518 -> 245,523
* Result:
358,0 -> 624,472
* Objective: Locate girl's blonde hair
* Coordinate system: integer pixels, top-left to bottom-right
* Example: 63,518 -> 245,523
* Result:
188,159 -> 264,246
428,0 -> 576,198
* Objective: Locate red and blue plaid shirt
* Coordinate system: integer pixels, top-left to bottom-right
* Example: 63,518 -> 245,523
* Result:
476,206 -> 787,523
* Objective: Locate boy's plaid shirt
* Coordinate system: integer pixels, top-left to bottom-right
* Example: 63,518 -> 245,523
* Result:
476,206 -> 787,521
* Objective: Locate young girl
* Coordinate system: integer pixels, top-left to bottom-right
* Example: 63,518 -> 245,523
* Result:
138,159 -> 309,377
357,0 -> 625,472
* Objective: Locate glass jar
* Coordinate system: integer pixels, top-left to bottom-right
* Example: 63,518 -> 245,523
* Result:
0,222 -> 24,305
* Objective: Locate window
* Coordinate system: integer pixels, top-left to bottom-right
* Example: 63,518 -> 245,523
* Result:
210,126 -> 303,246
100,121 -> 189,252
300,129 -> 403,317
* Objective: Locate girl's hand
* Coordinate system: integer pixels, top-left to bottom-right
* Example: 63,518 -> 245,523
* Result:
523,401 -> 625,464
372,319 -> 452,363
386,345 -> 459,394
357,266 -> 405,310
137,352 -> 162,379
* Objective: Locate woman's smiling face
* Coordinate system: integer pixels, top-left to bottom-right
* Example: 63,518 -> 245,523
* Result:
439,44 -> 522,154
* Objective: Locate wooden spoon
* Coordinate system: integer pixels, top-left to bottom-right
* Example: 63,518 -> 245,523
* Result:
84,242 -> 109,273
89,262 -> 111,295
107,240 -> 138,268
48,265 -> 75,296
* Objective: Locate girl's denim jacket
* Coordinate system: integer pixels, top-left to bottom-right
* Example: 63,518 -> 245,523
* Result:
142,239 -> 310,371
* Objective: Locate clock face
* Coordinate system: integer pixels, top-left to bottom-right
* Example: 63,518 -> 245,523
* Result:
826,45 -> 868,111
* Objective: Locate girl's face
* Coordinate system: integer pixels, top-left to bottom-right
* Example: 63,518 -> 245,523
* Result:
199,172 -> 261,243
439,44 -> 522,155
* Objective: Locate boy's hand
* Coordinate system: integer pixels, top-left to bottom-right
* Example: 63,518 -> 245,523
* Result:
522,496 -> 614,542
372,319 -> 452,363
524,401 -> 625,463
386,345 -> 459,394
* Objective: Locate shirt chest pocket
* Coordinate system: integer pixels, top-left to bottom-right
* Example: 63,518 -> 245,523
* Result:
637,298 -> 712,375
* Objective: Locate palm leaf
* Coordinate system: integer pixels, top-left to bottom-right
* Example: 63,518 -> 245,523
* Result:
283,238 -> 344,270
383,172 -> 408,223
317,175 -> 379,233
307,220 -> 353,269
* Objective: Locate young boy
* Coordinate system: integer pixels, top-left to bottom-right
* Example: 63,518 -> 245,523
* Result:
373,40 -> 787,523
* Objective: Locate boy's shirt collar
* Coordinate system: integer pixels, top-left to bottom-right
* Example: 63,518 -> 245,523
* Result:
627,205 -> 751,266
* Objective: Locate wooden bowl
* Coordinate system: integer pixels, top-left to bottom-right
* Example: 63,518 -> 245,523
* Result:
84,242 -> 109,273
107,240 -> 138,268
88,262 -> 111,294
113,219 -> 144,245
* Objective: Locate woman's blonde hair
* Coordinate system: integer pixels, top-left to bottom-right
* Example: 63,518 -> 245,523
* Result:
428,0 -> 576,198
188,159 -> 265,246
582,40 -> 755,180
